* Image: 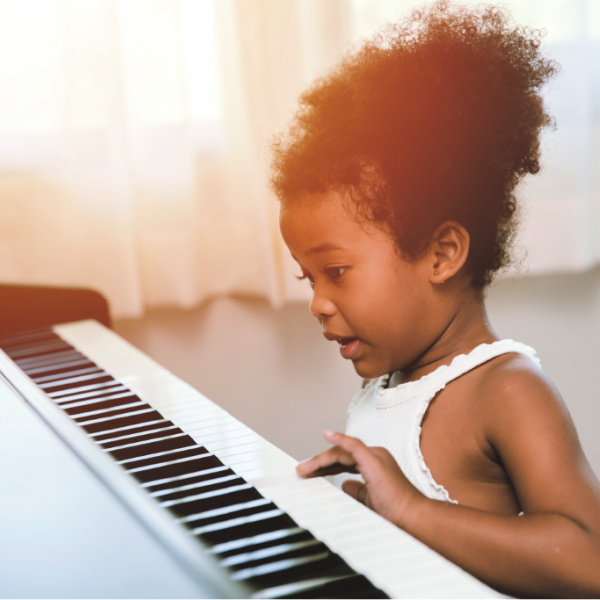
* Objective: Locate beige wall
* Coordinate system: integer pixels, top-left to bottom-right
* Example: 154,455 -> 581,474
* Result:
114,267 -> 600,477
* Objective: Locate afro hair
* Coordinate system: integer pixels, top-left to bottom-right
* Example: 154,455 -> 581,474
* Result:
271,0 -> 558,287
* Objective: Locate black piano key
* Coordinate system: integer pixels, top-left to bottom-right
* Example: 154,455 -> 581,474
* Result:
220,537 -> 322,569
92,419 -> 175,442
152,473 -> 242,501
15,349 -> 87,369
99,425 -> 180,449
122,445 -> 210,470
3,335 -> 70,351
143,465 -> 234,492
80,408 -> 164,434
62,395 -> 143,417
231,551 -> 355,589
21,357 -> 98,377
0,333 -> 97,375
52,386 -> 137,407
129,453 -> 224,484
40,374 -> 115,393
176,498 -> 277,530
48,379 -> 123,398
30,365 -> 103,384
3,339 -> 73,360
166,484 -> 263,518
225,539 -> 328,572
211,527 -> 312,558
0,328 -> 58,348
275,574 -> 389,599
198,511 -> 298,546
109,434 -> 199,462
57,389 -> 137,408
73,403 -> 156,424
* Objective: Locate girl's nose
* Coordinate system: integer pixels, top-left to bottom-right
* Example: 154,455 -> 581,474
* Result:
309,288 -> 336,320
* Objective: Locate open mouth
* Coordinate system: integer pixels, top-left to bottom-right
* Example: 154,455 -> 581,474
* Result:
337,337 -> 360,359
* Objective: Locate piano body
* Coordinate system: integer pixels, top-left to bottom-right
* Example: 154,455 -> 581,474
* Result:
0,319 -> 503,598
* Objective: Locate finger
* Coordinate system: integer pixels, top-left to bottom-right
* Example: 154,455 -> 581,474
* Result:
302,462 -> 360,478
296,446 -> 358,478
323,430 -> 374,468
341,479 -> 368,505
323,431 -> 397,485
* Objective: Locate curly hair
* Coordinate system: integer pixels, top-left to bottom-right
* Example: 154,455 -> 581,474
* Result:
271,0 -> 558,288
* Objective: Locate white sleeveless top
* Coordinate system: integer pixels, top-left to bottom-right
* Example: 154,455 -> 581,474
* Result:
333,340 -> 541,502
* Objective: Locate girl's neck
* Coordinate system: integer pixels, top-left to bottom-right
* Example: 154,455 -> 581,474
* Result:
400,289 -> 498,384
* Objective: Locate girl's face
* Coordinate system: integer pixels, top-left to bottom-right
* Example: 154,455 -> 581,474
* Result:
279,191 -> 440,379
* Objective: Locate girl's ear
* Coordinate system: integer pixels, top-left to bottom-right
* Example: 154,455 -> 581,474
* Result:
429,221 -> 470,284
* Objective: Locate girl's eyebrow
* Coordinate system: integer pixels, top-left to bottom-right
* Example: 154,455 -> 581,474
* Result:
307,243 -> 345,256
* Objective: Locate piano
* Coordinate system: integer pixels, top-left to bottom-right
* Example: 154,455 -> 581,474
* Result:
0,319 -> 502,598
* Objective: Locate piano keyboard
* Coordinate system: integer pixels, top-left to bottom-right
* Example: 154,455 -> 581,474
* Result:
0,320 -> 502,599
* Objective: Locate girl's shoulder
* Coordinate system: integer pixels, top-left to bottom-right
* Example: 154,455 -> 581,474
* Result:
475,349 -> 559,407
471,350 -> 577,454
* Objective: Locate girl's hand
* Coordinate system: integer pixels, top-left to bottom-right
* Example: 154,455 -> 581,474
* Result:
296,430 -> 424,528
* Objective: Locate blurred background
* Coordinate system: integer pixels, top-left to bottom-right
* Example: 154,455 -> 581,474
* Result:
0,0 -> 599,473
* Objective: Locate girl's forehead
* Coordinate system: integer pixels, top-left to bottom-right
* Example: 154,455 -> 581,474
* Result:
279,190 -> 391,255
280,191 -> 357,237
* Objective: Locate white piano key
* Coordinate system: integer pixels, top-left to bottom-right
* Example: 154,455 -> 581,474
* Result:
212,441 -> 271,462
184,419 -> 249,438
200,433 -> 264,454
264,484 -> 351,521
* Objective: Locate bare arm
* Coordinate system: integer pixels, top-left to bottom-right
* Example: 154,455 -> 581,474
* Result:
298,370 -> 600,598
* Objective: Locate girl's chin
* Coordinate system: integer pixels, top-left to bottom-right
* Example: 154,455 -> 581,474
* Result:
351,358 -> 391,380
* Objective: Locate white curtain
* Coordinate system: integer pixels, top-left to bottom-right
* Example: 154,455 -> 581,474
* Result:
0,0 -> 597,318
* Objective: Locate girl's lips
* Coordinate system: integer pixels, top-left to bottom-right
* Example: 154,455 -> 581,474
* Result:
338,337 -> 360,360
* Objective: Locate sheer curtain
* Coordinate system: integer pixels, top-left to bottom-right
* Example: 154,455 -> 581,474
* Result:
0,0 -> 351,317
0,1 -> 597,318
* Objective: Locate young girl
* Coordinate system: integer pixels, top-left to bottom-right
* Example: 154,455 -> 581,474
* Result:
271,1 -> 600,598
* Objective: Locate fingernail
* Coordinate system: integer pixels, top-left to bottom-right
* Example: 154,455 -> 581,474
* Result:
323,429 -> 336,438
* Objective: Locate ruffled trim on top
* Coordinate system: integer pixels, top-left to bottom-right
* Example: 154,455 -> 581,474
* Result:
413,380 -> 458,504
375,339 -> 540,409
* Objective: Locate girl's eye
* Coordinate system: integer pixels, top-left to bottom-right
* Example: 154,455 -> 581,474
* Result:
325,266 -> 347,282
295,273 -> 315,288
